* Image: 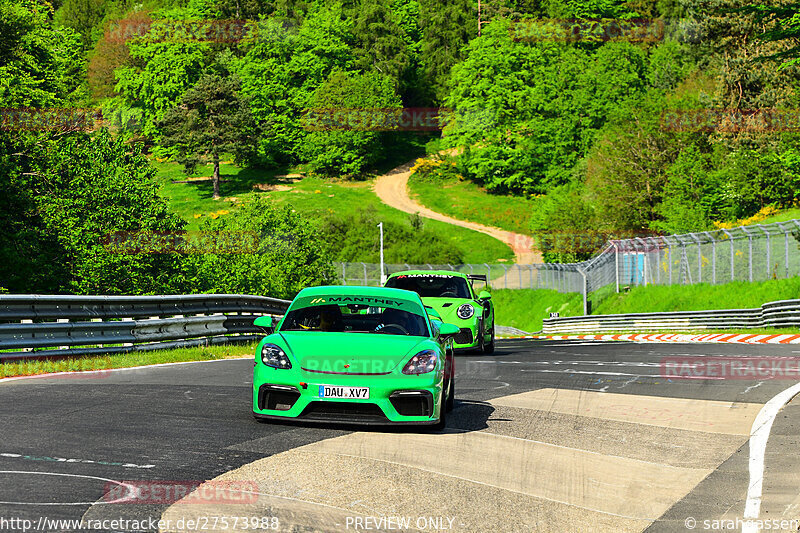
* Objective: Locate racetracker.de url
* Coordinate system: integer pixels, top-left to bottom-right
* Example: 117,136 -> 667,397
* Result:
0,515 -> 280,532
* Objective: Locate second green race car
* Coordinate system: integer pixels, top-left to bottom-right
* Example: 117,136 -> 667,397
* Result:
385,271 -> 495,353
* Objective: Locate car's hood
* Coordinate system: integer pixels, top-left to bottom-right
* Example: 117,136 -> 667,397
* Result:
276,332 -> 427,374
422,297 -> 474,322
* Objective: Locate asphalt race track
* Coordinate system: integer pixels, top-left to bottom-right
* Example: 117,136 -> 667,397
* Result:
2,339 -> 800,532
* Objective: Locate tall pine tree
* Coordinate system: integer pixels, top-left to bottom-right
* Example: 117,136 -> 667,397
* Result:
418,0 -> 476,102
350,0 -> 411,91
158,72 -> 256,199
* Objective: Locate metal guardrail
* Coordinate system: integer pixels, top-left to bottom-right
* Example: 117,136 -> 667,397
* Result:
0,294 -> 291,361
542,299 -> 800,334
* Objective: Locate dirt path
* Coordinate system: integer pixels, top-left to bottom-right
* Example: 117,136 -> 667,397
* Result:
373,160 -> 542,264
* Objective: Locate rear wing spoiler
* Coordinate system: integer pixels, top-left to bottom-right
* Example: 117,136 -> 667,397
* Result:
467,274 -> 487,282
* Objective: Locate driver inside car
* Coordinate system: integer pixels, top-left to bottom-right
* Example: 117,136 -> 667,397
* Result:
375,307 -> 410,334
318,305 -> 344,332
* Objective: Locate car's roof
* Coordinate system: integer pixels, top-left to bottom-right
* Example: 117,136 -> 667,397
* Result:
387,270 -> 469,279
295,285 -> 423,300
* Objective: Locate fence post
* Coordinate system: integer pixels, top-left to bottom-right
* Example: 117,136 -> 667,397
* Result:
577,266 -> 588,315
503,265 -> 508,288
776,223 -> 789,279
689,233 -> 702,284
705,231 -> 716,285
721,229 -> 734,282
757,224 -> 771,280
667,239 -> 673,285
653,237 -> 663,285
741,226 -> 753,282
612,241 -> 620,293
361,262 -> 368,286
794,221 -> 800,275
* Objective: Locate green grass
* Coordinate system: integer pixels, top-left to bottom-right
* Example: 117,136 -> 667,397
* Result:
492,289 -> 584,333
0,343 -> 255,379
761,207 -> 800,225
408,175 -> 536,235
593,277 -> 800,315
154,159 -> 515,263
152,159 -> 288,231
491,277 -> 800,333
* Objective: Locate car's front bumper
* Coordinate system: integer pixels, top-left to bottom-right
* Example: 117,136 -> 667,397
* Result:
451,321 -> 481,349
252,365 -> 444,424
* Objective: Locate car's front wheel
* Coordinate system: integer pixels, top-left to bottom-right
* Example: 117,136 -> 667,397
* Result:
482,323 -> 495,354
445,369 -> 455,412
432,401 -> 447,430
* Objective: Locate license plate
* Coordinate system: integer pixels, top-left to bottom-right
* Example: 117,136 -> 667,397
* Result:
318,385 -> 369,399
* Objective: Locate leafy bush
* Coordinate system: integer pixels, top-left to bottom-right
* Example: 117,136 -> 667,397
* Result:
188,196 -> 334,299
0,130 -> 187,294
317,206 -> 464,264
300,70 -> 402,176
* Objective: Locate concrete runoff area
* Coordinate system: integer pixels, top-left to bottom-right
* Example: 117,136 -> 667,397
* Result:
160,389 -> 762,533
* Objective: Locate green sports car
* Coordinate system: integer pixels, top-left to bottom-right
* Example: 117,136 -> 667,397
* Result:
252,285 -> 458,427
385,271 -> 495,353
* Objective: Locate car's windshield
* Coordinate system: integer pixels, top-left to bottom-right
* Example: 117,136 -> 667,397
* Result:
386,274 -> 471,299
280,303 -> 429,336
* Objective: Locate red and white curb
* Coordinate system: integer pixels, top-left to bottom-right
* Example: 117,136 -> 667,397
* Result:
501,333 -> 800,344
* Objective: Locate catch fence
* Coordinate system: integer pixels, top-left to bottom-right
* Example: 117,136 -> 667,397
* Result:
335,219 -> 800,315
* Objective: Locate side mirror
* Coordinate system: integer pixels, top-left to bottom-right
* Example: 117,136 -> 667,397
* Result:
253,315 -> 274,332
478,290 -> 491,301
438,322 -> 460,337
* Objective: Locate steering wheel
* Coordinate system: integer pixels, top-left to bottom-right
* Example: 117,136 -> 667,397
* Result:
375,323 -> 409,335
440,290 -> 458,297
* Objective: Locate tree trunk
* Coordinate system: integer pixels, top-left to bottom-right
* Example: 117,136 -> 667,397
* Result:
212,156 -> 221,199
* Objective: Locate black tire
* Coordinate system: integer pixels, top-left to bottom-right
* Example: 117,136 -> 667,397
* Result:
476,326 -> 485,353
432,401 -> 447,431
482,323 -> 495,354
445,366 -> 455,412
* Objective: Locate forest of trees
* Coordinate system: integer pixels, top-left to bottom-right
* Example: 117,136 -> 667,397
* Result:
2,0 -> 800,291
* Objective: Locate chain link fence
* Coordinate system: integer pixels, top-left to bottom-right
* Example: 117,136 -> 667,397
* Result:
334,219 -> 800,315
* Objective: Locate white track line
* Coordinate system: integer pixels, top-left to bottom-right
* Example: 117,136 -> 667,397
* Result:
0,357 -> 251,385
742,381 -> 800,533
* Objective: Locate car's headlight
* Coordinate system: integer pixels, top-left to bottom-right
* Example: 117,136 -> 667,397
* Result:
457,303 -> 474,319
261,343 -> 292,369
402,350 -> 438,375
